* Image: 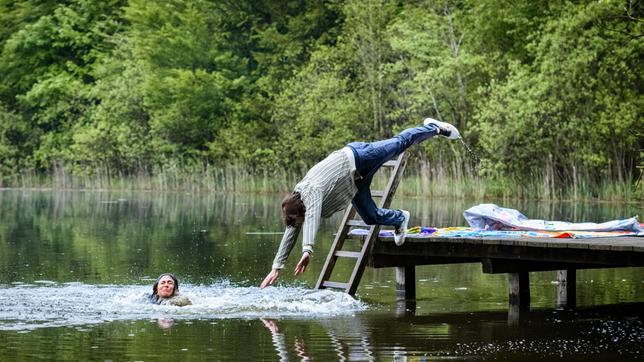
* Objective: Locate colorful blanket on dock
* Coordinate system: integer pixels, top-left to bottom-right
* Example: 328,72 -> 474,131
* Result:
348,204 -> 643,239
347,226 -> 642,239
463,203 -> 643,233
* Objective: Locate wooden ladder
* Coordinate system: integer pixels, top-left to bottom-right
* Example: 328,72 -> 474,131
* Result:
314,152 -> 409,296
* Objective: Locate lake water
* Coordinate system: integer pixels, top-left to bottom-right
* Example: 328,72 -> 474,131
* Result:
0,190 -> 642,360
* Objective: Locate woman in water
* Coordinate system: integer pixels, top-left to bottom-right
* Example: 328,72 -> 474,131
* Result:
150,273 -> 192,306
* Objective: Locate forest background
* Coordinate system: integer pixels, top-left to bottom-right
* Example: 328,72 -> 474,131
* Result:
0,0 -> 641,200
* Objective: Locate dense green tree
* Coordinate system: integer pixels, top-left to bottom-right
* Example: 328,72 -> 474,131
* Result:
124,0 -> 248,157
272,46 -> 365,170
0,0 -> 639,198
342,0 -> 400,135
385,1 -> 484,175
207,0 -> 342,170
0,104 -> 29,182
476,1 -> 642,190
0,0 -> 63,48
0,0 -> 126,171
66,36 -> 153,176
271,0 -> 407,170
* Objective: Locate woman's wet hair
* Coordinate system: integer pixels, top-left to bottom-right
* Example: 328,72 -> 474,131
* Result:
282,192 -> 305,227
152,273 -> 179,296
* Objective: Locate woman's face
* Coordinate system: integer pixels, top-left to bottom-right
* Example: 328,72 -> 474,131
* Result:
157,275 -> 175,298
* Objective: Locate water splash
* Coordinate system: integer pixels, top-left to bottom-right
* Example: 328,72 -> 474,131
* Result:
0,282 -> 367,331
459,137 -> 481,172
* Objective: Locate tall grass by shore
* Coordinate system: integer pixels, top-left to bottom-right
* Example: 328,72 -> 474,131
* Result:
400,174 -> 642,202
2,163 -> 299,194
1,163 -> 641,202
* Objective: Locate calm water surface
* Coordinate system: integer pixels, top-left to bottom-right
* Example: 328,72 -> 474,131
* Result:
0,190 -> 642,360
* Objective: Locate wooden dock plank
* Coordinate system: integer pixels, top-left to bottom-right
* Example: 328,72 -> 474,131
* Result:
371,235 -> 644,269
322,281 -> 349,289
376,235 -> 642,249
607,240 -> 637,252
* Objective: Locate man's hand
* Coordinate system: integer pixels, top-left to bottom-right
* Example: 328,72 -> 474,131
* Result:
260,269 -> 280,288
294,252 -> 311,276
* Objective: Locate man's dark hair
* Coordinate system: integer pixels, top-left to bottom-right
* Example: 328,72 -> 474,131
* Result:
282,192 -> 305,227
152,273 -> 179,296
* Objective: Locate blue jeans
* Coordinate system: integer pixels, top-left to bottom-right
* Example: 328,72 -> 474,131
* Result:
347,124 -> 439,227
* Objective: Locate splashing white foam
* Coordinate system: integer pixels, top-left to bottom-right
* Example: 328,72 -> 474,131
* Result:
0,282 -> 367,331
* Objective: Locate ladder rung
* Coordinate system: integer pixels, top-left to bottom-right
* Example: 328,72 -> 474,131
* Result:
315,151 -> 408,295
346,220 -> 369,227
382,160 -> 397,167
334,250 -> 361,258
322,281 -> 349,290
345,233 -> 365,240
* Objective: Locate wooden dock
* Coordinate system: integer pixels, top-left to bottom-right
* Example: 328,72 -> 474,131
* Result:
312,151 -> 642,322
351,233 -> 643,322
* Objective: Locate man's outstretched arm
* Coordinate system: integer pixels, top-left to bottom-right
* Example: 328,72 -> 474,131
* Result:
260,225 -> 300,288
261,250 -> 310,288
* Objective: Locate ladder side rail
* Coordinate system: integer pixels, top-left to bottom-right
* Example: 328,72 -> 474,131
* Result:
379,153 -> 409,209
346,152 -> 409,295
346,223 -> 383,294
314,207 -> 356,289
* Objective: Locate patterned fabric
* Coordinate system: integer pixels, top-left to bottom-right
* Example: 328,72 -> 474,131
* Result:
463,204 -> 643,232
348,226 -> 641,239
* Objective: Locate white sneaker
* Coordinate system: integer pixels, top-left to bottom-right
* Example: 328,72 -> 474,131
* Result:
394,210 -> 410,246
423,117 -> 460,139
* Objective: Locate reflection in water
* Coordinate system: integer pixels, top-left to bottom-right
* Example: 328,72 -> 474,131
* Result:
157,317 -> 175,330
387,303 -> 644,359
0,190 -> 641,286
259,303 -> 644,360
260,318 -> 292,361
322,316 -> 375,361
0,190 -> 291,285
0,190 -> 642,359
0,281 -> 642,359
261,317 -> 375,361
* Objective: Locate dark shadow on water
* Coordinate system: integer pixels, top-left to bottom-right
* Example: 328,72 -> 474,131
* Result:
1,301 -> 641,360
258,302 -> 644,360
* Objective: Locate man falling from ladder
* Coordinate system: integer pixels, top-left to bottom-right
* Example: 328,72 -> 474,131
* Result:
260,118 -> 461,288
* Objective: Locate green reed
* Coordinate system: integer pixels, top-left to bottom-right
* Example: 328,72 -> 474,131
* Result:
3,163 -> 641,202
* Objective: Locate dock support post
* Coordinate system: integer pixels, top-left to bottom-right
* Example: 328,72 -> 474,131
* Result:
556,269 -> 576,309
395,266 -> 416,300
508,271 -> 530,308
508,272 -> 530,325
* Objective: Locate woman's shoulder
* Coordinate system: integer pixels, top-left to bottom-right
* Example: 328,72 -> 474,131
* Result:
158,293 -> 192,307
146,293 -> 159,304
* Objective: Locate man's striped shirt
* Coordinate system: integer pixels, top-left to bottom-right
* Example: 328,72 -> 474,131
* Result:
272,148 -> 357,269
